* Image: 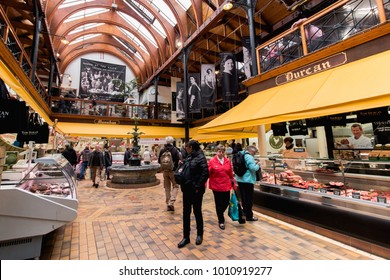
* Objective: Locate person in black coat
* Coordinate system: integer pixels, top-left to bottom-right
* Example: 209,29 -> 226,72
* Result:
177,140 -> 209,249
62,143 -> 77,167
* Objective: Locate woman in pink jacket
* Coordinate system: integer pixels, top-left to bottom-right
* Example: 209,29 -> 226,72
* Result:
208,144 -> 236,230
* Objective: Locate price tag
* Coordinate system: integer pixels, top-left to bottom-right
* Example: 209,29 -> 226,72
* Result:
308,186 -> 314,191
320,188 -> 327,193
377,196 -> 387,204
333,189 -> 341,196
352,192 -> 361,199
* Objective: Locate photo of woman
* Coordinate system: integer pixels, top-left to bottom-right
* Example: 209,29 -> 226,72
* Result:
201,64 -> 216,108
220,53 -> 239,102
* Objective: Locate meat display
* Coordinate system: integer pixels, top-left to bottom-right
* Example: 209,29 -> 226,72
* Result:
260,170 -> 390,204
22,182 -> 71,197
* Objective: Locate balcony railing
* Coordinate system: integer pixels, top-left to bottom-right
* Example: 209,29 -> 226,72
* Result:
257,0 -> 389,74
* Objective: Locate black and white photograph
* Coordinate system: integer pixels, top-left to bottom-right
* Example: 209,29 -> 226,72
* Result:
220,53 -> 239,102
176,82 -> 186,119
79,58 -> 126,102
200,64 -> 216,108
188,73 -> 201,113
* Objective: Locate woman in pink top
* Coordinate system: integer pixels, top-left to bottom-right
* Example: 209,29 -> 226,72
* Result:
208,144 -> 236,230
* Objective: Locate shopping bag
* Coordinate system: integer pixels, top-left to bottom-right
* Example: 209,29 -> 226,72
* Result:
228,191 -> 239,221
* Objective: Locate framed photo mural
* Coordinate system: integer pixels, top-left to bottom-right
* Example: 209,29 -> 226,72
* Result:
201,64 -> 216,108
79,58 -> 126,102
220,53 -> 239,102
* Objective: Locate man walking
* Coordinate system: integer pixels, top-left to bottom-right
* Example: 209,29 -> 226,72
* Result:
158,136 -> 181,211
88,144 -> 105,188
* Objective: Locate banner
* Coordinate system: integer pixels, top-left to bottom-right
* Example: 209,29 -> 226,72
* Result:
17,113 -> 49,144
357,106 -> 390,123
220,53 -> 239,102
0,100 -> 28,133
176,82 -> 186,119
373,120 -> 390,144
289,121 -> 308,136
328,113 -> 347,126
188,73 -> 201,113
271,122 -> 288,136
242,37 -> 252,79
79,58 -> 126,102
200,64 -> 216,108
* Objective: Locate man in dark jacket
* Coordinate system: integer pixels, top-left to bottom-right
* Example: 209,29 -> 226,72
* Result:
88,144 -> 105,188
177,140 -> 209,249
78,146 -> 91,180
62,143 -> 77,167
158,136 -> 181,211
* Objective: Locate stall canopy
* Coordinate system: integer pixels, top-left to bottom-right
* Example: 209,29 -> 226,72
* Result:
198,50 -> 390,134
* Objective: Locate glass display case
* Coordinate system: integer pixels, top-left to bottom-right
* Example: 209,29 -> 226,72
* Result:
254,156 -> 390,251
16,154 -> 77,208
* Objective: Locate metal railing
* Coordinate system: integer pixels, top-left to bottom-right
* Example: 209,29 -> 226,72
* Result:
257,0 -> 388,73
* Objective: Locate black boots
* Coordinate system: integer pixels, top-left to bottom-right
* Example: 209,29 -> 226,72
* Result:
195,235 -> 203,245
177,238 -> 190,248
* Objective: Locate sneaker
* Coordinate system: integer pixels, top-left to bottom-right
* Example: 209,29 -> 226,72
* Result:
167,205 -> 175,211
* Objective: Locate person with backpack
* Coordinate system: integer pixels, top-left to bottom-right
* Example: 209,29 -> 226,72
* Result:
208,144 -> 236,230
78,146 -> 92,180
177,140 -> 209,248
234,145 -> 261,221
158,136 -> 181,211
88,144 -> 105,188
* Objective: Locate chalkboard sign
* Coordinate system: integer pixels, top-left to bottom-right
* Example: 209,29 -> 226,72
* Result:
352,192 -> 361,199
333,189 -> 341,196
320,188 -> 327,193
377,196 -> 387,204
308,186 -> 315,191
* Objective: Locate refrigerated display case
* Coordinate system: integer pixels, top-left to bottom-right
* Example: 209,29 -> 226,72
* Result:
254,156 -> 390,252
0,154 -> 78,259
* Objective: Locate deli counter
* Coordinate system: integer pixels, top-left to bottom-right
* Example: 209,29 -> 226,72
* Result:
254,156 -> 390,253
0,154 -> 78,259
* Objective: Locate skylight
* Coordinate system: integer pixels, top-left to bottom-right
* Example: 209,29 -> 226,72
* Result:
59,0 -> 95,9
64,8 -> 109,23
68,23 -> 105,35
118,12 -> 158,48
117,27 -> 149,54
69,33 -> 101,45
175,0 -> 192,11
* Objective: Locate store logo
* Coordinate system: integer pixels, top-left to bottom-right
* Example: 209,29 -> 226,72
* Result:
94,119 -> 120,125
269,135 -> 284,149
276,52 -> 347,85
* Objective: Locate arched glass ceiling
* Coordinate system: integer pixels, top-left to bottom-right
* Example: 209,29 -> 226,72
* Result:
117,27 -> 149,55
59,0 -> 94,9
68,23 -> 105,35
70,33 -> 102,45
124,0 -> 168,38
149,0 -> 177,26
176,0 -> 192,11
63,8 -> 109,23
118,12 -> 158,48
113,36 -> 145,62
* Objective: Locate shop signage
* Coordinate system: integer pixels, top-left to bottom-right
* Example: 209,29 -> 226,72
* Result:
352,192 -> 361,199
357,106 -> 390,123
94,119 -> 120,125
269,135 -> 284,149
276,52 -> 347,85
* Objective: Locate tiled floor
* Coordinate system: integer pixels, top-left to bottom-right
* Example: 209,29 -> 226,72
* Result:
40,173 -> 383,260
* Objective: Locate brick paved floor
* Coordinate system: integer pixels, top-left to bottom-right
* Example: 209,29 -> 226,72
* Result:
40,173 -> 383,260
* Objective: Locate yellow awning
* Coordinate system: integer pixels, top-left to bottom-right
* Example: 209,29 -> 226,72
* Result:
198,50 -> 390,134
190,127 -> 258,142
57,122 -> 187,139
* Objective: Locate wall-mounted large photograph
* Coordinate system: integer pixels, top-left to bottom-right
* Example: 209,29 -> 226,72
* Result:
79,59 -> 126,102
201,64 -> 216,108
220,53 -> 239,102
176,82 -> 186,119
188,73 -> 201,113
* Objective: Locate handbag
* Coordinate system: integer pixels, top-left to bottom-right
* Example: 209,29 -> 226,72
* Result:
228,191 -> 239,221
228,189 -> 246,223
174,160 -> 190,185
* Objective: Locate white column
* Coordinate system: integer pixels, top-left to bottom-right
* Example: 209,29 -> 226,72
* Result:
257,125 -> 267,156
316,126 -> 328,158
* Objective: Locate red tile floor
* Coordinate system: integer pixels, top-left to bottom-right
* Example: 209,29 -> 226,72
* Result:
40,173 -> 383,260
